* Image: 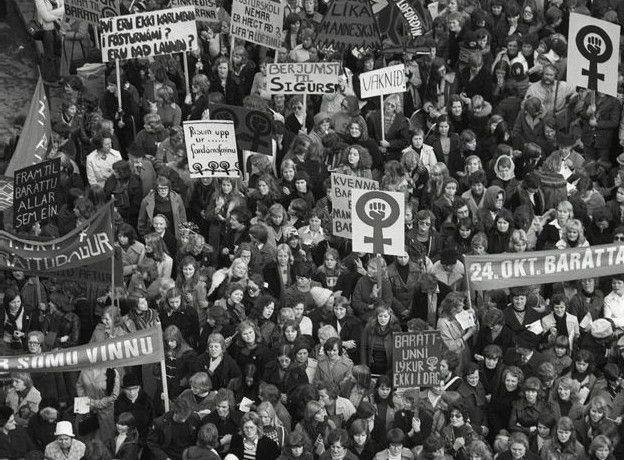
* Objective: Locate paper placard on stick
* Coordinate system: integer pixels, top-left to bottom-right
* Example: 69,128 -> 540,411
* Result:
65,0 -> 119,27
171,0 -> 219,24
230,0 -> 283,49
567,12 -> 620,97
359,64 -> 406,98
315,0 -> 382,53
13,158 -> 61,231
183,120 -> 240,178
351,189 -> 404,256
393,331 -> 447,388
209,104 -> 274,155
330,173 -> 378,238
267,62 -> 342,94
99,7 -> 198,62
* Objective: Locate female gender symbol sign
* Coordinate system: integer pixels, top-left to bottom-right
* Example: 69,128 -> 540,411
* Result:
354,191 -> 400,254
576,25 -> 613,91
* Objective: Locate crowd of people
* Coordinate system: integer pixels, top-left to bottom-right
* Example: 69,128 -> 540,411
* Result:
2,0 -> 624,459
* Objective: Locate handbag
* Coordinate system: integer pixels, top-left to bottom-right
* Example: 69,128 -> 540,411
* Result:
26,18 -> 43,40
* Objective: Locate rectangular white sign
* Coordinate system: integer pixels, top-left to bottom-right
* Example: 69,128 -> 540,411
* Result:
230,0 -> 283,49
331,173 -> 378,238
183,120 -> 240,178
359,64 -> 406,98
100,7 -> 198,62
567,12 -> 620,97
267,62 -> 342,94
171,0 -> 219,24
351,189 -> 405,256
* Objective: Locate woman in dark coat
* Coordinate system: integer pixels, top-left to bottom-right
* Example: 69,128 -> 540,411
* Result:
210,57 -> 243,106
228,412 -> 280,460
195,332 -> 242,391
263,244 -> 295,299
104,160 -> 143,228
366,94 -> 410,162
329,297 -> 362,365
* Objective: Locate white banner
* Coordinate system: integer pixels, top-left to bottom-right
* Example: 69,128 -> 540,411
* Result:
100,7 -> 198,62
171,0 -> 219,24
183,120 -> 240,178
567,12 -> 620,97
230,0 -> 283,49
266,62 -> 342,94
351,189 -> 405,256
359,64 -> 406,98
330,173 -> 378,238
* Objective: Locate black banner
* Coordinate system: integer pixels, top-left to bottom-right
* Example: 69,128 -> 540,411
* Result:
13,158 -> 61,231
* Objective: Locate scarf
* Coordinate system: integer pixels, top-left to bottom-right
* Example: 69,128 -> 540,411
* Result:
128,308 -> 158,330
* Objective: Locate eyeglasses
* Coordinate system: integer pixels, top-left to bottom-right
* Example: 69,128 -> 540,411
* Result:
28,341 -> 41,345
450,412 -> 463,419
615,235 -> 624,241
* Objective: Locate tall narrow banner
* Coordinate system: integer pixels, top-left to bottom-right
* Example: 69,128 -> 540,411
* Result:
64,0 -> 119,28
351,189 -> 404,256
230,0 -> 283,49
0,326 -> 164,373
266,62 -> 342,94
567,13 -> 620,97
465,243 -> 624,290
330,173 -> 378,238
13,158 -> 61,230
183,120 -> 240,178
372,0 -> 432,48
171,0 -> 219,25
393,331 -> 447,388
359,64 -> 406,98
100,7 -> 198,62
5,75 -> 51,179
315,0 -> 382,52
0,202 -> 114,275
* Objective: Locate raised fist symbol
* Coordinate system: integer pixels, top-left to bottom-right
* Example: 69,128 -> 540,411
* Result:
587,35 -> 602,56
368,201 -> 386,221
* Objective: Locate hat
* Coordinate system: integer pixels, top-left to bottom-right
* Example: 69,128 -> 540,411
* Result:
509,286 -> 530,297
122,373 -> 140,388
54,421 -> 75,437
0,406 -> 13,427
310,287 -> 333,307
440,248 -> 458,266
313,111 -> 332,126
604,363 -> 620,381
557,133 -> 576,148
591,318 -> 613,339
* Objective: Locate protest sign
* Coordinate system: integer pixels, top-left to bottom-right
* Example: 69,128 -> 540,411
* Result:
13,158 -> 60,231
100,7 -> 198,62
0,326 -> 164,373
210,104 -> 273,155
65,0 -> 119,27
315,0 -> 381,52
0,202 -> 114,275
171,0 -> 219,24
330,173 -> 378,238
183,120 -> 240,178
393,330 -> 447,388
230,0 -> 283,49
266,62 -> 342,94
465,243 -> 624,290
567,12 -> 620,97
359,64 -> 406,98
351,189 -> 404,256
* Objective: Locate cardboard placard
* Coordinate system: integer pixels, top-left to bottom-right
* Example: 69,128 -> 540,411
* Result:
266,62 -> 342,94
315,0 -> 382,52
567,12 -> 620,97
359,64 -> 406,98
182,120 -> 240,178
351,189 -> 404,256
100,7 -> 198,62
13,158 -> 61,230
230,0 -> 283,49
209,104 -> 273,155
65,0 -> 119,27
171,0 -> 219,24
330,173 -> 378,238
393,331 -> 447,388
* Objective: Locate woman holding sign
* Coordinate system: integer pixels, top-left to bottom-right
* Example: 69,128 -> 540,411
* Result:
366,94 -> 410,162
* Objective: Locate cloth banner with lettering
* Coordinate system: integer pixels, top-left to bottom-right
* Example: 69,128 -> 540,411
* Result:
315,0 -> 382,53
65,0 -> 120,28
465,243 -> 624,290
393,330 -> 447,388
372,0 -> 432,48
0,202 -> 115,277
0,326 -> 164,373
